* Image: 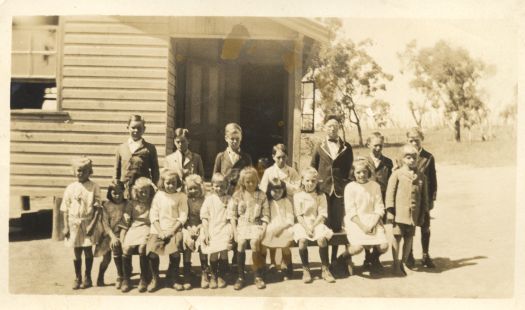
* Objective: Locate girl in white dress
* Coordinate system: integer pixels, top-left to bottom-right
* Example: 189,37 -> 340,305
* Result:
261,179 -> 295,280
259,144 -> 300,270
146,169 -> 188,292
343,158 -> 388,276
201,173 -> 233,289
293,167 -> 335,284
228,167 -> 270,290
61,157 -> 101,290
119,177 -> 155,293
181,174 -> 208,289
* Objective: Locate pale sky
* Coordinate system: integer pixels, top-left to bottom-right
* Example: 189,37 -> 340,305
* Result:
340,18 -> 518,126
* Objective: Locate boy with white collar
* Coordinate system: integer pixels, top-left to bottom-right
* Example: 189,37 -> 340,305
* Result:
310,114 -> 354,271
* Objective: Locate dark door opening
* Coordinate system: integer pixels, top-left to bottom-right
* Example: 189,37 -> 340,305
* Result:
240,64 -> 286,165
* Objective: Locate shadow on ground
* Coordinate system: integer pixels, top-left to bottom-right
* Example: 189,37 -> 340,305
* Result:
408,256 -> 488,274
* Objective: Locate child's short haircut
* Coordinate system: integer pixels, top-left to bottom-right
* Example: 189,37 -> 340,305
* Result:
128,114 -> 146,126
71,156 -> 93,175
106,181 -> 125,202
185,174 -> 205,196
174,128 -> 190,139
353,157 -> 373,178
272,143 -> 288,156
323,113 -> 342,124
211,172 -> 226,184
400,144 -> 419,156
225,123 -> 242,136
266,178 -> 287,200
366,132 -> 385,145
156,168 -> 182,192
131,177 -> 156,201
300,167 -> 322,193
236,166 -> 259,192
406,127 -> 424,140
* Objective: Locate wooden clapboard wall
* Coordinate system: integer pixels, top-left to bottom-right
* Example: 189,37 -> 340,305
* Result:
11,16 -> 171,196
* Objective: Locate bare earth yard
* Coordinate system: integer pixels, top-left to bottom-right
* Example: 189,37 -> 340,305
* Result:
9,163 -> 515,298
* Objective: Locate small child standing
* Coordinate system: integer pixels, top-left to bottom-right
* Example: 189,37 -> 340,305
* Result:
61,157 -> 101,290
343,159 -> 389,276
119,177 -> 155,293
261,179 -> 295,280
146,169 -> 188,292
363,132 -> 393,270
385,144 -> 429,276
228,167 -> 270,290
93,182 -> 126,288
200,173 -> 233,289
181,174 -> 209,289
293,167 -> 335,284
405,127 -> 438,269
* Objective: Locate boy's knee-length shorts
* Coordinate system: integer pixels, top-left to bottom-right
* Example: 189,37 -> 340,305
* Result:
392,223 -> 416,237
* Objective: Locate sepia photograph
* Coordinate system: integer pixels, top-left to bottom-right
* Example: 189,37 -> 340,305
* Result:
1,0 -> 523,309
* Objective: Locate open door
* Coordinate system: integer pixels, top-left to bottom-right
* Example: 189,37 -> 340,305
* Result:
183,59 -> 225,179
240,64 -> 286,165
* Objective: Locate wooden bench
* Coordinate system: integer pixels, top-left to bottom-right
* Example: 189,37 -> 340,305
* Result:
243,232 -> 349,249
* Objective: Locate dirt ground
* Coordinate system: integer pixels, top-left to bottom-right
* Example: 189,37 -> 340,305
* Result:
8,164 -> 515,298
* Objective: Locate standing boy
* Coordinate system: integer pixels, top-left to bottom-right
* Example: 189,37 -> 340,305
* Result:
114,115 -> 160,198
213,123 -> 253,195
213,123 -> 253,271
363,132 -> 393,271
405,127 -> 437,268
310,114 -> 354,269
385,144 -> 429,276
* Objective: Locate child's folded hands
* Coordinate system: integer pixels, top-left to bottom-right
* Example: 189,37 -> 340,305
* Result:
110,237 -> 121,249
306,225 -> 314,238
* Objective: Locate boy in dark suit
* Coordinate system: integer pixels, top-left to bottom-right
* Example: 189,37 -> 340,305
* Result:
114,115 -> 160,198
363,132 -> 393,271
213,123 -> 253,195
405,127 -> 437,268
310,114 -> 354,269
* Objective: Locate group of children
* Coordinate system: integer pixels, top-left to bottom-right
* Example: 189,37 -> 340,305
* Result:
60,114 -> 437,292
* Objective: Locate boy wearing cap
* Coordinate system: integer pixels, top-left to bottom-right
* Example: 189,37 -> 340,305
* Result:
310,114 -> 354,268
385,144 -> 429,276
61,157 -> 101,289
405,127 -> 437,268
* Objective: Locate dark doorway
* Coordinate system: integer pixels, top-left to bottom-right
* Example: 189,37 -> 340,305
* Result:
173,38 -> 288,178
240,64 -> 286,164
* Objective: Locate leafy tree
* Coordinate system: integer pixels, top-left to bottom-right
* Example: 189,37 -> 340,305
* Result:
500,84 -> 517,125
307,27 -> 393,146
500,103 -> 517,124
399,40 -> 488,142
370,99 -> 391,128
407,99 -> 429,128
